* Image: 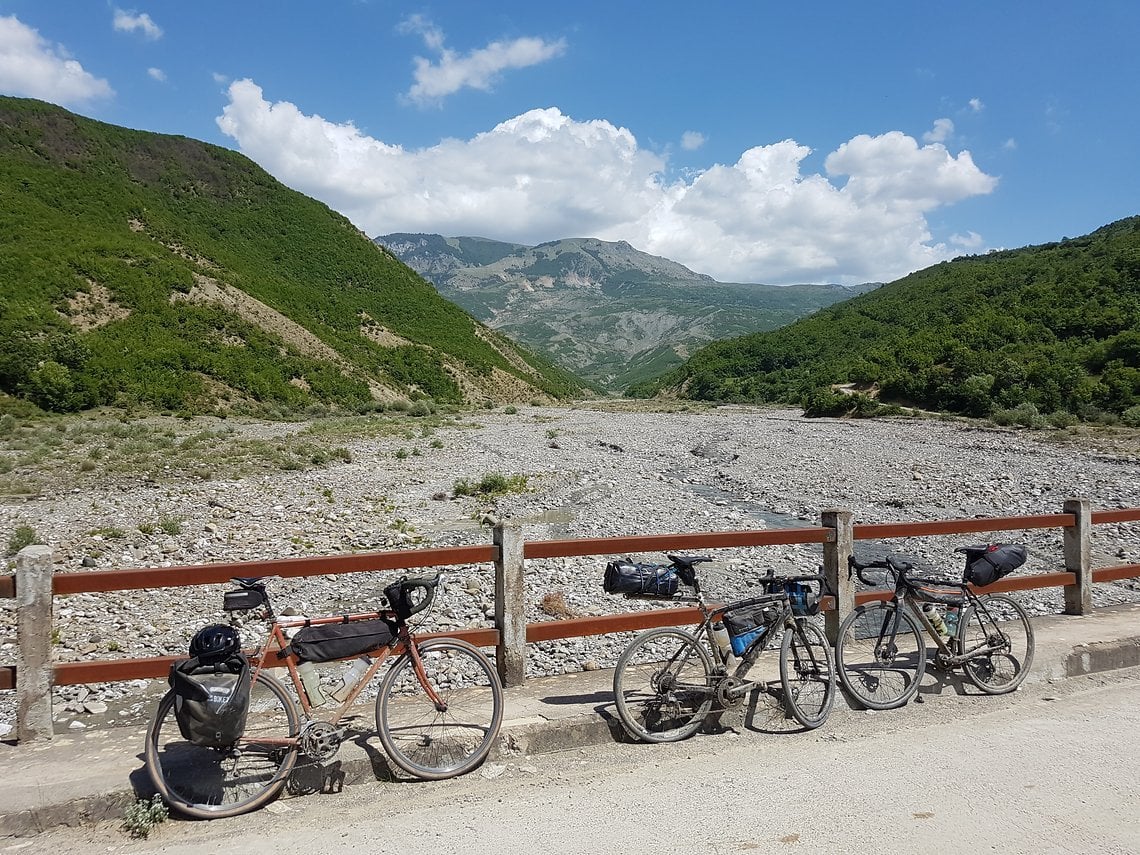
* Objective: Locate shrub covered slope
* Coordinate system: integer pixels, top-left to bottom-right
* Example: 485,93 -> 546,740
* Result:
0,97 -> 582,414
633,217 -> 1140,424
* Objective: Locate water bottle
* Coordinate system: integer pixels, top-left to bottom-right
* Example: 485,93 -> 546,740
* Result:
297,661 -> 327,707
330,656 -> 372,703
944,608 -> 959,637
922,603 -> 948,638
711,621 -> 732,658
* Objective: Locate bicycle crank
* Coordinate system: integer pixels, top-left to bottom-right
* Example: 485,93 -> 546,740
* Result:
299,720 -> 346,761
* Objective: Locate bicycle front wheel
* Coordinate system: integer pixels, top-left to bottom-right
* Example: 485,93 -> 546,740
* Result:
958,594 -> 1035,694
613,627 -> 715,743
836,601 -> 926,710
376,638 -> 504,780
779,618 -> 836,728
145,671 -> 300,819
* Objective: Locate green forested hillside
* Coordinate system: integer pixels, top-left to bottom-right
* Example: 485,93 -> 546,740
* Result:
0,97 -> 582,414
633,217 -> 1140,423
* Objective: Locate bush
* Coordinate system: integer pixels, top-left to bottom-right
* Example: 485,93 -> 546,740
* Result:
1123,405 -> 1140,427
122,795 -> 168,839
7,525 -> 38,556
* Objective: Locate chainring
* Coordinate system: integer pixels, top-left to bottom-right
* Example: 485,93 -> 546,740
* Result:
299,720 -> 343,761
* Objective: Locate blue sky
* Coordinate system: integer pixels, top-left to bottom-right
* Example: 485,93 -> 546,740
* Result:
1,2 -> 1137,286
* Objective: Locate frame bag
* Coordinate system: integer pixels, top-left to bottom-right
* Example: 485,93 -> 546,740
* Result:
603,561 -> 679,598
960,543 -> 1027,587
168,653 -> 251,748
723,598 -> 781,656
291,618 -> 394,663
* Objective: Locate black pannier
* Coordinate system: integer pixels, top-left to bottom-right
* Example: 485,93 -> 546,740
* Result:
168,653 -> 251,748
603,560 -> 679,598
290,618 -> 394,663
959,543 -> 1028,587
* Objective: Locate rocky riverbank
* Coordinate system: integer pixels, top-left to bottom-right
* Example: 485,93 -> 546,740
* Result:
2,403 -> 1139,735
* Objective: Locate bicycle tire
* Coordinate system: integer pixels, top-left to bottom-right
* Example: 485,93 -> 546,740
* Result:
958,594 -> 1035,694
836,601 -> 926,710
779,618 -> 836,728
612,627 -> 715,743
145,670 -> 300,819
376,637 -> 504,780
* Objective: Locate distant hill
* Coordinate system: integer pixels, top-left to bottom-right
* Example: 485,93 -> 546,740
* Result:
376,233 -> 875,390
634,217 -> 1140,424
0,96 -> 583,415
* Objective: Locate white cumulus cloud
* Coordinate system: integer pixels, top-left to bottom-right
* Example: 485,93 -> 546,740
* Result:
113,9 -> 162,40
399,15 -> 566,104
681,131 -> 706,151
147,67 -> 166,82
217,80 -> 999,285
0,15 -> 113,105
923,118 -> 954,143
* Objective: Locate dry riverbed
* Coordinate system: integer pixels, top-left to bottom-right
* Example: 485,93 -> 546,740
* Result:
2,402 -> 1139,736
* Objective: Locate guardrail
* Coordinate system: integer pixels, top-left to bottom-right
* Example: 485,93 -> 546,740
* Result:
3,498 -> 1139,742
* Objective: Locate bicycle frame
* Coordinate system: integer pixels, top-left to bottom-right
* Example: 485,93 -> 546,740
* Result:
665,589 -> 817,702
251,611 -> 451,722
870,566 -> 1006,668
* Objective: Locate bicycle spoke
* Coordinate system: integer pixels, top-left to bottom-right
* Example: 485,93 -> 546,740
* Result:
613,627 -> 714,743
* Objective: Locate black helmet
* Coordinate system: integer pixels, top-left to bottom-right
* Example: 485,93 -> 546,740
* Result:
189,624 -> 241,664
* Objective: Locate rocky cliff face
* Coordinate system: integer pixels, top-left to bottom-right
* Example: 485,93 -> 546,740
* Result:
376,233 -> 871,390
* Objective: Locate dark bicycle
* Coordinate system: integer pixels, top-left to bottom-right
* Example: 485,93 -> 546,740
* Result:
608,554 -> 836,742
837,548 -> 1035,709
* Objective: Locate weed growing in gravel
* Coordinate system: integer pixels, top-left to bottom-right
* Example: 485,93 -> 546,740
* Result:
453,472 -> 529,498
7,524 -> 38,555
122,795 -> 168,839
540,590 -> 577,618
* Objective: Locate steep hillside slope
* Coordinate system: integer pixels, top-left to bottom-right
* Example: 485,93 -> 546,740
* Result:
0,97 -> 582,414
636,217 -> 1140,423
377,233 -> 873,390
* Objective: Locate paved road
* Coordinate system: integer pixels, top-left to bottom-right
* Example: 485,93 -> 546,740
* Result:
18,668 -> 1140,855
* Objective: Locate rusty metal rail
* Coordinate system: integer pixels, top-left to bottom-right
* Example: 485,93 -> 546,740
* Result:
2,506 -> 1139,697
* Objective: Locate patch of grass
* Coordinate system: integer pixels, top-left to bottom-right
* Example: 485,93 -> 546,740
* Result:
453,472 -> 529,498
7,524 -> 38,555
158,515 -> 183,535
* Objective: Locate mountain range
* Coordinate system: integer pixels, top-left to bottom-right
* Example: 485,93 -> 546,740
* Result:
375,233 -> 875,389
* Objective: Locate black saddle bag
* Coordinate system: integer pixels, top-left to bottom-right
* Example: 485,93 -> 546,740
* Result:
603,560 -> 679,598
960,543 -> 1027,587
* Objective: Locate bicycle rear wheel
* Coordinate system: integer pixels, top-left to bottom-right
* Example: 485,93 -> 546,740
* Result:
145,671 -> 300,819
376,638 -> 504,780
779,618 -> 835,728
836,601 -> 926,710
958,594 -> 1035,694
612,627 -> 715,743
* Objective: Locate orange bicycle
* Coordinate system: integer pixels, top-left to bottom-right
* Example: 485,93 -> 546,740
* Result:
145,573 -> 503,819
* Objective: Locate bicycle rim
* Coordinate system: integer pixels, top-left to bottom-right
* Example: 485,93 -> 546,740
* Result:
145,671 -> 300,819
779,619 -> 836,728
837,601 -> 926,710
613,627 -> 714,743
959,594 -> 1035,694
377,638 -> 504,780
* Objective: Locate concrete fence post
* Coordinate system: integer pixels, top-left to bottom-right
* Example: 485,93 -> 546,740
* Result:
1062,497 -> 1092,615
821,508 -> 854,644
16,545 -> 54,742
493,522 -> 527,687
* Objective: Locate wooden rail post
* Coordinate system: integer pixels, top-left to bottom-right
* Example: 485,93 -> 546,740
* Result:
821,508 -> 854,643
16,545 -> 54,742
1062,497 -> 1092,615
493,521 -> 526,687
